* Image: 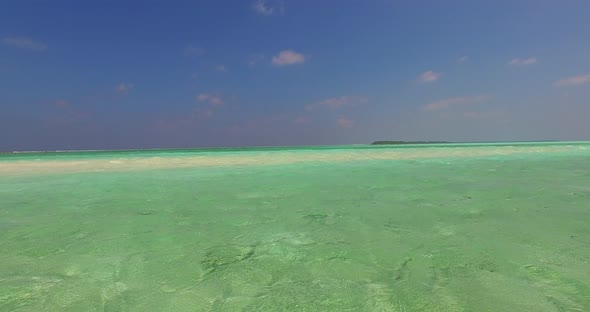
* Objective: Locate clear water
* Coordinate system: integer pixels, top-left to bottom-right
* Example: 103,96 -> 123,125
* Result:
1,142 -> 589,311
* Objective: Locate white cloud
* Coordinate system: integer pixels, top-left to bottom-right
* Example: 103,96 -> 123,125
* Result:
508,57 -> 537,66
2,37 -> 47,51
197,93 -> 224,106
553,74 -> 590,87
423,95 -> 489,111
458,56 -> 468,63
115,83 -> 134,94
337,118 -> 354,128
272,50 -> 305,66
418,70 -> 441,83
253,0 -> 284,16
306,96 -> 368,111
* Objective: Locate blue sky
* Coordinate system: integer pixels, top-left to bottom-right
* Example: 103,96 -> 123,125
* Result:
1,0 -> 589,151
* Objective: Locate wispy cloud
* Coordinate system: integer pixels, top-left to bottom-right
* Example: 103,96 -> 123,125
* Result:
2,37 -> 47,51
44,99 -> 91,126
272,50 -> 305,66
553,74 -> 590,87
197,93 -> 224,106
293,116 -> 311,124
156,93 -> 225,130
225,114 -> 290,135
423,95 -> 490,111
418,70 -> 441,83
216,64 -> 227,72
115,83 -> 134,95
45,110 -> 91,126
184,45 -> 205,56
305,96 -> 368,111
508,57 -> 537,66
154,117 -> 194,131
460,111 -> 506,119
458,56 -> 468,63
337,117 -> 354,128
253,0 -> 284,16
193,107 -> 214,118
155,100 -> 219,131
248,54 -> 266,67
53,99 -> 69,108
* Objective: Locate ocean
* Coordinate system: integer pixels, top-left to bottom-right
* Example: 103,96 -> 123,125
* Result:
1,142 -> 589,311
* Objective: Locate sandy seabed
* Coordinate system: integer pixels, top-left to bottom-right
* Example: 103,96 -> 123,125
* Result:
1,144 -> 586,176
1,143 -> 589,311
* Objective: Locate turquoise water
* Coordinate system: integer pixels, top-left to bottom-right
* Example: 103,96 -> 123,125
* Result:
1,143 -> 590,311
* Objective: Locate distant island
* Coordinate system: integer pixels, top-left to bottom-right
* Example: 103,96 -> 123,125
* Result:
371,141 -> 450,145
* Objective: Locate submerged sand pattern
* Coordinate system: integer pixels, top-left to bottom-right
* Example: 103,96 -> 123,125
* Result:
1,142 -> 589,311
1,143 -> 587,175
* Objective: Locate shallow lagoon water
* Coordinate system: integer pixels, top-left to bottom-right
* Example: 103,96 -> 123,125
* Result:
1,142 -> 590,311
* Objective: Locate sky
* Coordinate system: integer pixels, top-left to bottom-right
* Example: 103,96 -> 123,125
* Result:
1,0 -> 589,151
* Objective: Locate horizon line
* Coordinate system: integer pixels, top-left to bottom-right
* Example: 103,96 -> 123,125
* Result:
2,139 -> 586,154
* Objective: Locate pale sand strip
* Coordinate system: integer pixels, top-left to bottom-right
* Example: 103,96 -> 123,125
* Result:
0,145 -> 585,176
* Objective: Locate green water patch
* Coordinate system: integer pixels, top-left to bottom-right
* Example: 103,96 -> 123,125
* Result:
1,148 -> 590,311
201,245 -> 256,275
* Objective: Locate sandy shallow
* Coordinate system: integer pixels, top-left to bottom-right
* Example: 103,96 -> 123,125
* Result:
1,143 -> 590,311
1,144 -> 586,176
